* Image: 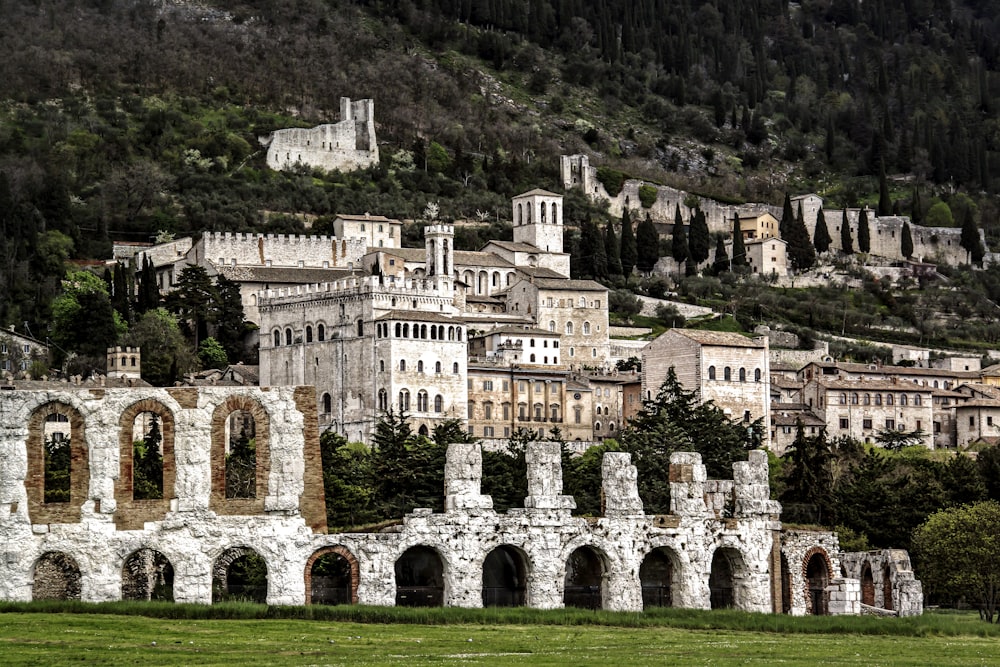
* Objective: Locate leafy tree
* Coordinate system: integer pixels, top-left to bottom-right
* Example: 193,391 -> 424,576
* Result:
874,427 -> 926,451
858,208 -> 871,253
901,221 -> 914,259
636,213 -> 660,273
979,446 -> 1000,501
671,205 -> 689,263
50,270 -> 125,368
688,208 -> 711,264
483,427 -> 532,512
198,337 -> 228,369
213,275 -> 251,363
638,184 -> 658,208
925,201 -> 953,227
604,221 -> 622,276
813,207 -> 832,253
913,501 -> 1000,621
713,236 -> 729,273
609,289 -> 642,322
125,308 -> 197,386
840,209 -> 854,254
731,214 -> 746,268
562,441 -> 610,515
619,209 -> 637,278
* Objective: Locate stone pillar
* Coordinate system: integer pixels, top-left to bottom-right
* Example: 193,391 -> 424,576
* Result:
601,452 -> 643,517
668,452 -> 709,517
444,443 -> 493,512
733,450 -> 781,518
524,442 -> 575,510
896,577 -> 924,617
827,577 -> 861,615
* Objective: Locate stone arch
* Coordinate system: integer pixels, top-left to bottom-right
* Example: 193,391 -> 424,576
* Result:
115,398 -> 176,530
304,545 -> 360,605
861,562 -> 875,606
482,545 -> 529,607
780,552 -> 792,613
639,546 -> 681,609
803,547 -> 833,615
882,564 -> 894,611
563,544 -> 610,610
32,551 -> 82,601
212,546 -> 268,604
26,401 -> 89,524
121,548 -> 174,602
709,547 -> 749,610
210,396 -> 271,515
395,545 -> 445,607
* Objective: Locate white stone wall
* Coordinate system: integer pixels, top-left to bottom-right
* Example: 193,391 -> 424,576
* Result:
263,98 -> 378,173
192,232 -> 367,270
840,550 -> 923,617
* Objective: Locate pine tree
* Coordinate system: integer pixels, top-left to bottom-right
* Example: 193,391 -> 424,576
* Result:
619,208 -> 637,278
731,214 -> 746,268
636,213 -> 660,273
713,236 -> 729,273
671,205 -> 689,263
813,207 -> 832,253
901,221 -> 914,259
858,208 -> 871,253
840,209 -> 854,254
779,192 -> 794,239
688,208 -> 711,264
604,221 -> 622,277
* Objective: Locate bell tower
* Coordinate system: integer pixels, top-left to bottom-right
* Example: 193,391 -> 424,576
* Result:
512,189 -> 564,254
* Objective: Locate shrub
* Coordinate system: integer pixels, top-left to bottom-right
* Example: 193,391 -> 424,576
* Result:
596,167 -> 627,196
638,184 -> 658,208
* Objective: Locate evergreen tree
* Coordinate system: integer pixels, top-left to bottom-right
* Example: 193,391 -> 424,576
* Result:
636,213 -> 660,273
731,214 -> 746,268
960,207 -> 986,265
133,414 -> 163,500
577,219 -> 600,279
841,209 -> 854,254
670,205 -> 689,263
688,208 -> 711,263
713,236 -> 730,273
878,160 -> 892,216
787,203 -> 817,271
779,422 -> 834,524
911,187 -> 924,225
901,221 -> 914,259
604,221 -> 622,276
589,220 -> 608,278
212,275 -> 248,363
779,192 -> 794,239
137,256 -> 160,315
858,208 -> 871,253
619,208 -> 637,278
165,265 -> 216,349
813,207 -> 832,253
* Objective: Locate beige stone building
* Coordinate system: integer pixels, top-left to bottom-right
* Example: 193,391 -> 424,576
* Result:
332,213 -> 402,250
744,237 -> 788,277
801,378 -> 934,447
0,328 -> 48,378
642,329 -> 771,448
738,212 -> 779,241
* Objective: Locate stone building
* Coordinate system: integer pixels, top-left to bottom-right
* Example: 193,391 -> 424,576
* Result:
744,237 -> 789,277
331,213 -> 402,250
260,98 -> 378,173
738,212 -> 780,241
0,327 -> 48,378
642,329 -> 771,449
0,385 -> 922,615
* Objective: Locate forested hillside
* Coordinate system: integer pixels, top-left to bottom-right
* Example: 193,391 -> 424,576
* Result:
4,0 -> 1000,336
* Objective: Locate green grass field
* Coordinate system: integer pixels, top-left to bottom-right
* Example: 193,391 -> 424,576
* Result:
0,605 -> 996,666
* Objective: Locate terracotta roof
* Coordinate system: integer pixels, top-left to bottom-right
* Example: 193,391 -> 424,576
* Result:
953,399 -> 1000,409
485,240 -> 544,253
378,248 -> 425,261
217,265 -> 359,284
825,361 -> 979,380
516,188 -> 561,198
669,329 -> 764,348
336,213 -> 398,223
772,410 -> 826,427
745,237 -> 786,247
772,377 -> 804,389
524,278 -> 607,292
518,266 -> 566,279
813,377 -> 935,392
454,250 -> 514,267
482,325 -> 558,337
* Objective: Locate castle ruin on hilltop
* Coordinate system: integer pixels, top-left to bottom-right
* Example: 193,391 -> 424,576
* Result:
260,97 -> 378,173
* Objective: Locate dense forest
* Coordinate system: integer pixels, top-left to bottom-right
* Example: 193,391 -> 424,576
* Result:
5,0 -> 1000,344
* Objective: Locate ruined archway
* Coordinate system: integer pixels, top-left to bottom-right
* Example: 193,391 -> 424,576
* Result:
395,546 -> 444,607
805,552 -> 831,615
861,562 -> 875,607
212,547 -> 268,604
210,396 -> 271,515
882,565 -> 894,611
122,549 -> 174,602
563,546 -> 606,610
305,546 -> 359,605
780,553 -> 792,614
26,402 -> 88,524
32,552 -> 82,601
640,547 -> 679,609
115,399 -> 176,530
709,548 -> 747,610
482,545 -> 527,607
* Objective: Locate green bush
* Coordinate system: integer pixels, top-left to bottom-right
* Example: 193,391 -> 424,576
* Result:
596,167 -> 627,196
638,184 -> 658,208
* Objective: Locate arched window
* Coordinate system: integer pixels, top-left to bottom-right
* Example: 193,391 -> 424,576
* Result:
900,394 -> 908,406
566,322 -> 574,335
379,360 -> 385,372
492,272 -> 499,287
306,326 -> 313,343
457,329 -> 462,341
273,330 -> 280,347
421,324 -> 427,339
356,320 -> 364,337
851,393 -> 859,404
417,390 -> 429,412
417,360 -> 424,373
448,326 -> 455,340
886,393 -> 894,406
875,393 -> 882,405
518,203 -> 523,224
398,390 -> 410,411
453,362 -> 459,374
708,366 -> 716,380
552,202 -> 558,223
724,367 -> 732,381
322,393 -> 331,414
318,324 -> 326,341
285,328 -> 293,345
431,327 -> 437,340
583,322 -> 591,335
378,389 -> 388,411
739,367 -> 746,382
864,394 -> 871,405
434,395 -> 443,412
530,354 -> 536,362
403,324 -> 409,337
549,320 -> 556,332
754,368 -> 761,382
400,360 -> 406,371
435,361 -> 442,373
914,394 -> 922,406
840,393 -> 847,405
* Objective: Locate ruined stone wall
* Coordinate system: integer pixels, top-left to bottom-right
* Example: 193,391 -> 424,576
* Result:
263,98 -> 378,173
840,550 -> 923,617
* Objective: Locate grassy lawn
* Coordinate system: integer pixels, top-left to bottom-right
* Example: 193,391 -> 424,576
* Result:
0,606 -> 997,666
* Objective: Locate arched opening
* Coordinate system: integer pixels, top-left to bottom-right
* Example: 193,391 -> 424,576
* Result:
306,547 -> 358,605
882,565 -> 894,611
28,403 -> 88,524
780,553 -> 792,613
131,412 -> 164,500
226,410 -> 257,499
563,546 -> 605,609
213,547 -> 268,604
395,546 -> 444,607
122,549 -> 174,602
32,552 -> 82,601
482,546 -> 527,607
43,413 -> 71,504
640,547 -> 678,609
861,562 -> 875,606
806,552 -> 831,615
709,549 -> 739,609
418,424 -> 429,437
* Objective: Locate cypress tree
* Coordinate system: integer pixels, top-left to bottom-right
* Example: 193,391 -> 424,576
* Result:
813,207 -> 832,253
901,221 -> 914,259
671,205 -> 689,263
779,192 -> 794,239
841,209 -> 854,254
960,207 -> 986,265
620,208 -> 637,277
636,213 -> 660,273
713,236 -> 730,273
689,208 -> 711,264
858,208 -> 871,253
911,187 -> 923,225
605,221 -> 622,277
731,214 -> 746,268
787,203 -> 816,271
878,160 -> 892,216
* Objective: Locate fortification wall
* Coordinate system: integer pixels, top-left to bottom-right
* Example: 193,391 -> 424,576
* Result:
263,98 -> 378,173
196,232 -> 367,269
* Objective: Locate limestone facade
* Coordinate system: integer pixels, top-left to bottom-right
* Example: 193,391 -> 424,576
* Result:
261,98 -> 379,173
802,378 -> 935,447
744,237 -> 789,277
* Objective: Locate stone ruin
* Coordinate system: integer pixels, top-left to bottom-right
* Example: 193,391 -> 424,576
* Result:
0,386 -> 921,615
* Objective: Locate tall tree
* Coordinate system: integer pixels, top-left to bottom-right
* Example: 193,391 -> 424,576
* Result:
813,207 -> 832,253
858,208 -> 871,253
779,192 -> 795,239
688,208 -> 711,264
636,213 -> 660,273
960,207 -> 986,265
878,160 -> 893,216
713,236 -> 730,273
901,221 -> 914,259
165,265 -> 216,350
125,308 -> 197,386
731,214 -> 746,268
787,203 -> 816,271
840,209 -> 854,254
604,221 -> 622,276
591,220 -> 608,278
619,208 -> 637,278
670,205 -> 689,263
780,423 -> 834,524
911,187 -> 924,225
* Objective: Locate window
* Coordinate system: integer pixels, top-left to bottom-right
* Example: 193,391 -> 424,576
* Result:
273,330 -> 280,347
417,391 -> 428,412
530,339 -> 535,347
534,403 -> 543,420
483,380 -> 493,391
724,367 -> 731,381
885,418 -> 895,430
566,322 -> 574,335
739,367 -> 746,382
839,418 -> 849,429
398,390 -> 410,411
434,394 -> 443,412
378,389 -> 388,411
886,394 -> 894,406
851,393 -> 859,405
435,361 -> 441,373
535,382 -> 543,393
502,404 -> 510,419
417,360 -> 424,373
484,403 -> 493,420
483,426 -> 495,437
864,394 -> 871,405
900,394 -> 907,406
863,419 -> 872,430
379,360 -> 385,372
285,328 -> 293,345
530,354 -> 536,362
970,416 -> 976,427
549,321 -> 556,332
305,326 -> 313,343
754,368 -> 761,382
989,416 -> 995,427
322,393 -> 332,414
583,322 -> 591,335
453,362 -> 459,374
400,360 -> 406,371
914,394 -> 922,406
839,393 -> 847,405
709,366 -> 716,380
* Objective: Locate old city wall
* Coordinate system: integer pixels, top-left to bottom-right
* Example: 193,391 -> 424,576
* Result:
197,232 -> 368,270
263,99 -> 378,173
